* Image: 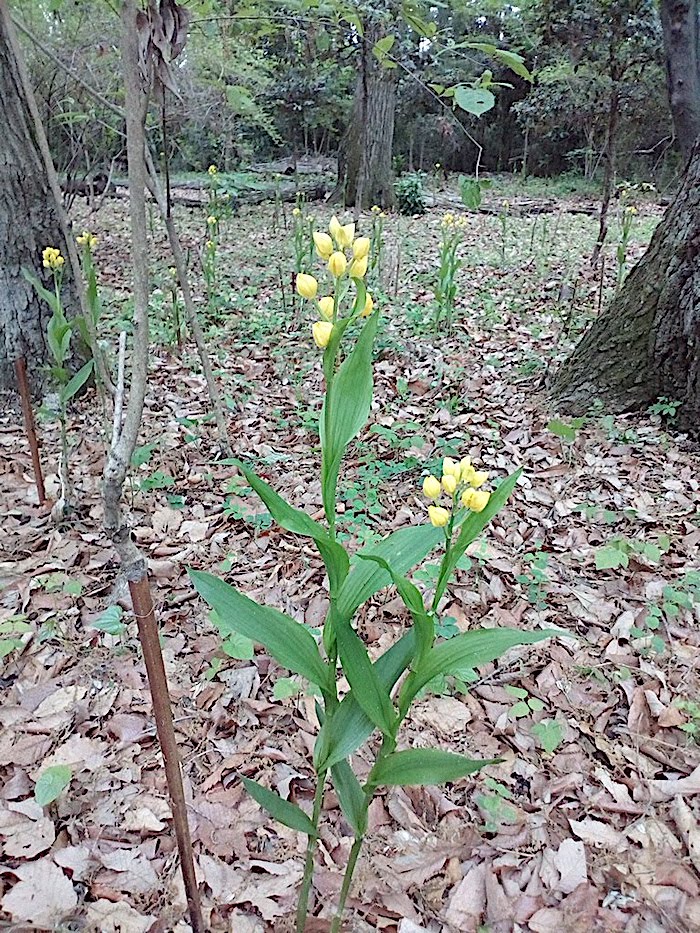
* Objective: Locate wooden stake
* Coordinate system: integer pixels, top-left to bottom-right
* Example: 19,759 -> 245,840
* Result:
128,574 -> 204,933
14,357 -> 46,505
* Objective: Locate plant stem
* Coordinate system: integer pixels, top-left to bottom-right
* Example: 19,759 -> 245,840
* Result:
296,770 -> 327,932
330,834 -> 364,933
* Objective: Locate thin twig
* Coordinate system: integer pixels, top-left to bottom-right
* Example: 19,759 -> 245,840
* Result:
111,330 -> 127,450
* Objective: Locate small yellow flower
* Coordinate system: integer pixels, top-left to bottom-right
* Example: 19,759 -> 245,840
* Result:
169,266 -> 177,277
461,488 -> 475,509
442,474 -> 457,495
435,162 -> 441,169
379,211 -> 387,218
206,240 -> 215,251
329,215 -> 343,242
296,273 -> 318,299
371,205 -> 381,214
352,237 -> 370,260
361,293 -> 374,318
207,164 -> 218,176
428,505 -> 451,528
459,457 -> 472,478
469,489 -> 490,512
337,223 -> 355,249
318,296 -> 334,321
470,470 -> 489,488
328,251 -> 347,277
207,215 -> 217,225
313,232 -> 334,260
422,475 -> 442,499
292,207 -> 302,217
42,246 -> 65,270
76,230 -> 97,249
349,255 -> 368,278
625,206 -> 638,215
312,321 -> 333,349
442,457 -> 461,479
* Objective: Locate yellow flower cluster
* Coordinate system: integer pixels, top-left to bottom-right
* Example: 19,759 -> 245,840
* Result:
371,205 -> 387,218
207,215 -> 218,226
625,206 -> 638,216
296,215 -> 375,349
441,212 -> 468,230
208,164 -> 218,176
422,456 -> 490,527
76,230 -> 97,250
42,246 -> 65,270
292,207 -> 302,217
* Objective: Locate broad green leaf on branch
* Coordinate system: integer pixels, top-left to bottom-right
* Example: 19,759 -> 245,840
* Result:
59,360 -> 94,406
35,765 -> 72,807
242,778 -> 318,836
336,621 -> 396,736
22,268 -> 60,314
453,85 -> 495,117
466,43 -> 533,82
370,749 -> 495,787
337,524 -> 442,621
400,628 -> 553,716
320,312 -> 379,526
190,571 -> 331,689
314,631 -> 416,771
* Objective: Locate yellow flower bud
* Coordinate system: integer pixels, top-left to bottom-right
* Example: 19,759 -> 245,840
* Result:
459,457 -> 472,480
462,464 -> 476,484
349,255 -> 368,278
352,237 -> 370,260
207,164 -> 218,176
76,230 -> 97,249
461,488 -> 475,509
207,215 -> 217,225
312,320 -> 333,349
469,489 -> 490,512
442,457 -> 461,479
442,474 -> 457,495
292,206 -> 302,216
422,475 -> 442,499
329,215 -> 343,242
313,232 -> 333,260
296,273 -> 318,299
328,251 -> 347,277
428,505 -> 451,528
318,296 -> 334,321
42,246 -> 65,270
337,223 -> 355,248
470,470 -> 489,488
371,205 -> 381,213
361,293 -> 374,317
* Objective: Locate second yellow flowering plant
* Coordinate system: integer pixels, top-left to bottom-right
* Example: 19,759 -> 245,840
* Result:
191,215 -> 552,931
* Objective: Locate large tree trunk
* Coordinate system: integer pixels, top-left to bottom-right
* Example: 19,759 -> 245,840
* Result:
0,6 -> 78,390
551,141 -> 700,435
342,21 -> 397,210
660,0 -> 700,160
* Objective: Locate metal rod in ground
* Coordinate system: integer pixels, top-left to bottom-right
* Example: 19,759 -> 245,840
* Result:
128,575 -> 205,933
14,357 -> 46,505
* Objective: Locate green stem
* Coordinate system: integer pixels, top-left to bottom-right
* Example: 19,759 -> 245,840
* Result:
296,770 -> 327,933
330,835 -> 364,933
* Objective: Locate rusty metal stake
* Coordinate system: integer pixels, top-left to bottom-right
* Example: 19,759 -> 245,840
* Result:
14,357 -> 46,505
128,574 -> 205,933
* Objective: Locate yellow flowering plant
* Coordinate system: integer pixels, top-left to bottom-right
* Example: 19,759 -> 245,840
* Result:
434,212 -> 467,331
190,215 -> 551,932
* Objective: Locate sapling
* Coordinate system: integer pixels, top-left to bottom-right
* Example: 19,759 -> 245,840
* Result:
191,213 -> 553,931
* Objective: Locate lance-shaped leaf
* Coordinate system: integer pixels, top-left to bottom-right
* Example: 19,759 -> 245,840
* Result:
59,360 -> 94,406
190,571 -> 331,689
370,749 -> 496,787
242,778 -> 318,836
331,760 -> 366,836
336,621 -> 396,737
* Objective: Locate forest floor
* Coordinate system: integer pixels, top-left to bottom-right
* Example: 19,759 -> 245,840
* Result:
1,181 -> 699,933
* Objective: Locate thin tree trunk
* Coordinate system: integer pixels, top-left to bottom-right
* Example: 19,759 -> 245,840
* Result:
660,0 -> 700,160
591,81 -> 620,265
551,140 -> 700,435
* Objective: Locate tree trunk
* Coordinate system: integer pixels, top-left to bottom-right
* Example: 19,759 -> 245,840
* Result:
591,80 -> 620,265
660,0 -> 700,161
0,7 -> 78,390
342,22 -> 396,210
551,141 -> 700,435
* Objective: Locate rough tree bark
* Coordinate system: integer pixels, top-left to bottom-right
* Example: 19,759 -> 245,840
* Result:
551,141 -> 700,434
341,21 -> 397,210
660,0 -> 700,160
0,4 -> 78,389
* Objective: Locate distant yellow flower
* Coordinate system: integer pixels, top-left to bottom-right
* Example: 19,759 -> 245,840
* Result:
207,215 -> 217,225
361,293 -> 374,317
428,505 -> 451,528
469,489 -> 490,512
442,457 -> 461,479
313,232 -> 333,260
42,246 -> 65,270
206,240 -> 216,251
296,273 -> 318,299
292,207 -> 302,217
371,205 -> 382,214
328,252 -> 347,277
352,237 -> 370,260
422,475 -> 442,499
379,211 -> 387,218
169,266 -> 177,277
337,223 -> 355,249
625,206 -> 638,215
442,474 -> 457,495
318,296 -> 334,321
312,321 -> 333,349
76,230 -> 97,249
329,215 -> 343,242
208,164 -> 218,176
349,255 -> 368,278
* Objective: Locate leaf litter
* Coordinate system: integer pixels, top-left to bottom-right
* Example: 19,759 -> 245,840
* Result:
0,191 -> 698,932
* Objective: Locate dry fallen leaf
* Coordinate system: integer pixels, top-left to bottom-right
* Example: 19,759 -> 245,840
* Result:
1,858 -> 77,926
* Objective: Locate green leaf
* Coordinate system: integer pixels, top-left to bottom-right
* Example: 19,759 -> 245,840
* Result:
336,622 -> 396,736
547,419 -> 578,442
221,630 -> 255,660
453,86 -> 495,117
337,524 -> 442,621
595,545 -> 629,570
370,749 -> 494,787
272,676 -> 302,700
320,313 -> 379,526
466,43 -> 533,82
34,765 -> 72,806
59,360 -> 94,406
22,268 -> 60,314
373,35 -> 395,58
532,719 -> 563,754
400,628 -> 552,716
190,571 -> 331,689
242,778 -> 318,836
91,605 -> 125,635
228,459 -> 349,592
46,310 -> 72,367
331,760 -> 367,835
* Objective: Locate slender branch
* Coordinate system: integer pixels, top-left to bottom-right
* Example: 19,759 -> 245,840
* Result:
111,330 -> 127,450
